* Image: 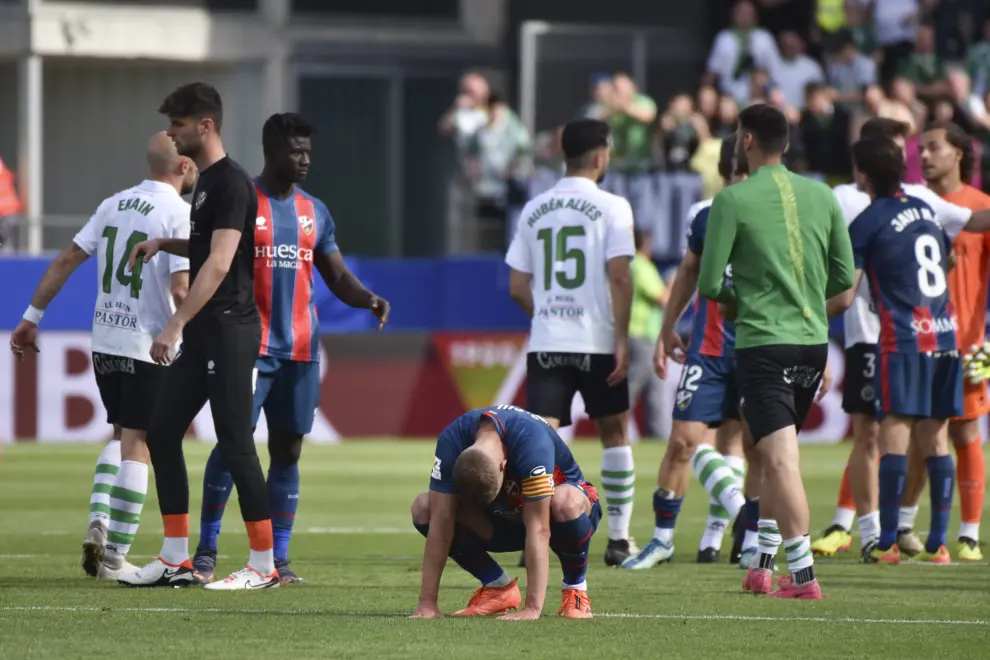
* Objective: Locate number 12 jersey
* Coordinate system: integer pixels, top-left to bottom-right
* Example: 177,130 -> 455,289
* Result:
73,179 -> 191,363
849,193 -> 957,354
505,176 -> 636,354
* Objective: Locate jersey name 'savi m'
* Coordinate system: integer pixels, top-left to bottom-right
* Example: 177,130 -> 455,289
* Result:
430,406 -> 598,520
685,201 -> 735,359
253,180 -> 338,362
73,180 -> 191,362
848,194 -> 958,354
505,176 -> 636,355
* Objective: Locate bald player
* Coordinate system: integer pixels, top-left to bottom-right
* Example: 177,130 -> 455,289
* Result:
10,132 -> 196,580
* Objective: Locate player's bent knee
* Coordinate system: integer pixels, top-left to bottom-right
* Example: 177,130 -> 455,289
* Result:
949,419 -> 981,446
549,485 -> 590,522
268,431 -> 303,466
668,423 -> 704,461
120,428 -> 150,463
411,492 -> 431,525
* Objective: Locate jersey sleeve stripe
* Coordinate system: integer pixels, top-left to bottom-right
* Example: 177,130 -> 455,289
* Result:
521,474 -> 554,500
480,411 -> 506,434
254,186 -> 275,357
290,194 -> 317,362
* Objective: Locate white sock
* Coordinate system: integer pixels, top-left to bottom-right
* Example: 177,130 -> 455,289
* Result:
958,522 -> 980,541
831,506 -> 855,531
700,505 -> 729,551
742,529 -> 759,552
858,511 -> 880,549
160,536 -> 189,566
653,526 -> 674,545
106,460 -> 148,558
562,580 -> 587,591
692,444 -> 745,519
898,505 -> 919,532
249,549 -> 275,576
601,446 -> 635,541
89,440 -> 121,525
485,573 -> 511,588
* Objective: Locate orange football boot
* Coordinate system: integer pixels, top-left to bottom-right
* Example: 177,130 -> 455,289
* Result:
558,589 -> 593,619
452,578 -> 521,616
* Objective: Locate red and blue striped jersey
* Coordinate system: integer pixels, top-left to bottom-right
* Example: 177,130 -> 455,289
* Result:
685,205 -> 735,358
849,194 -> 958,354
253,181 -> 338,362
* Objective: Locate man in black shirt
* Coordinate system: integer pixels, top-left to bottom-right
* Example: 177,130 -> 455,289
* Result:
117,83 -> 277,590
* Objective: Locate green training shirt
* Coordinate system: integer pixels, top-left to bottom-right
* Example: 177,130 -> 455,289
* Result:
696,164 -> 855,349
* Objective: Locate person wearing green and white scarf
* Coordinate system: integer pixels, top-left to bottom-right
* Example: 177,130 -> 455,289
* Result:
704,0 -> 781,105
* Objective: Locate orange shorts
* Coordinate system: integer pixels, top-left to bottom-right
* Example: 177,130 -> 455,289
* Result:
954,378 -> 990,421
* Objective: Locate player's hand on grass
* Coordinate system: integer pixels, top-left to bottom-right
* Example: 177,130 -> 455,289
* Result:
150,318 -> 183,365
370,295 -> 390,331
409,602 -> 444,619
497,608 -> 541,621
128,238 -> 161,270
9,319 -> 39,360
607,340 -> 629,387
655,328 -> 686,379
816,360 -> 832,402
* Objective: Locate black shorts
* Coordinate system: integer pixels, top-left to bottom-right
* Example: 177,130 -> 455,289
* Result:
842,343 -> 877,416
525,352 -> 629,427
735,343 -> 828,442
93,352 -> 167,431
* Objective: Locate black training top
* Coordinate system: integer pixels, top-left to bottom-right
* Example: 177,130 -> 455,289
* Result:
188,156 -> 259,324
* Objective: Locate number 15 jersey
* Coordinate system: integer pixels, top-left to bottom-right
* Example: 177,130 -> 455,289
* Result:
505,176 -> 636,354
73,179 -> 191,363
849,194 -> 957,354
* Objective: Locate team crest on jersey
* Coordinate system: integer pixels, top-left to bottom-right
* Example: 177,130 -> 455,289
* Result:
298,215 -> 314,235
195,192 -> 207,210
676,390 -> 693,410
256,216 -> 267,230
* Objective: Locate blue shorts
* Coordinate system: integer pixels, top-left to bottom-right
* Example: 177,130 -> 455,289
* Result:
875,351 -> 963,420
479,484 -> 603,553
671,354 -> 739,425
253,355 -> 322,436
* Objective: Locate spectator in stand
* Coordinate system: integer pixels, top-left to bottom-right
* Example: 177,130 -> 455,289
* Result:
814,0 -> 848,53
866,0 -> 921,85
748,68 -> 773,105
657,94 -> 706,256
828,28 -> 878,112
756,0 -> 814,42
697,85 -> 720,132
896,23 -> 949,97
659,94 -> 706,176
529,125 -> 564,199
704,0 -> 781,105
777,31 -> 825,109
580,74 -> 614,120
602,73 -> 659,231
889,76 -> 928,127
844,0 -> 880,56
0,154 -> 21,252
800,82 -> 853,184
946,68 -> 989,132
853,82 -> 917,138
965,18 -> 990,98
438,72 -> 490,151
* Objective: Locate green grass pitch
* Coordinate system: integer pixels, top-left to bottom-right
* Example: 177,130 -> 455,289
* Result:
0,441 -> 987,659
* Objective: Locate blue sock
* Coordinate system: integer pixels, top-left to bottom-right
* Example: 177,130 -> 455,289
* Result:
550,514 -> 594,587
198,445 -> 234,552
878,454 -> 907,550
744,498 -> 760,532
653,489 -> 682,536
925,455 -> 955,553
268,460 -> 300,562
412,521 -> 504,586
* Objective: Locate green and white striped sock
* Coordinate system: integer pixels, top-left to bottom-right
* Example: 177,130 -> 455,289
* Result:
89,440 -> 121,525
784,535 -> 815,585
692,444 -> 745,520
601,446 -> 635,541
106,460 -> 148,558
757,518 -> 781,570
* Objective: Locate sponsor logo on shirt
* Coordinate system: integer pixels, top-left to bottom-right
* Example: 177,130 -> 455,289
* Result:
535,295 -> 586,321
255,243 -> 314,269
911,316 -> 957,336
256,216 -> 268,230
195,192 -> 207,210
93,301 -> 138,331
92,353 -> 136,376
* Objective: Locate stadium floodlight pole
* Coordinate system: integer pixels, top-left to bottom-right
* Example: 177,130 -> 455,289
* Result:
519,21 -> 550,136
17,53 -> 43,255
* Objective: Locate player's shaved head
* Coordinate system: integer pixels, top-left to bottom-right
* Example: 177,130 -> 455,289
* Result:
146,131 -> 181,175
452,446 -> 501,506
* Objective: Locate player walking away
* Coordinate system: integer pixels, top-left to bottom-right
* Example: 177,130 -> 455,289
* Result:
834,136 -> 962,566
907,121 -> 987,562
191,113 -> 390,585
621,139 -> 749,570
117,83 -> 276,590
505,118 -> 638,567
699,104 -> 856,600
813,117 -> 990,558
409,405 -> 603,620
9,133 -> 195,580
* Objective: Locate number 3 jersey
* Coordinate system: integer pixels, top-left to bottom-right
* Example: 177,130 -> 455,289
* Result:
73,180 -> 190,363
849,194 -> 957,354
505,177 -> 636,354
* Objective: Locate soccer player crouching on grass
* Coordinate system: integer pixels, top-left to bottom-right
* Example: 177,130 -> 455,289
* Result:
410,405 -> 603,620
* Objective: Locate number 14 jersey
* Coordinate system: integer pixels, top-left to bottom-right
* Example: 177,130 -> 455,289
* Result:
73,179 -> 191,363
849,193 -> 957,354
505,176 -> 636,354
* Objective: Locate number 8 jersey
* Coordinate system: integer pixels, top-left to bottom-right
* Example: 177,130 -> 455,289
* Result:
505,176 -> 636,354
73,180 -> 191,363
849,193 -> 958,354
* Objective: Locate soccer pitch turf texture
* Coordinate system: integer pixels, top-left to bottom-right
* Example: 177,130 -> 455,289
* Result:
1,441 -> 987,660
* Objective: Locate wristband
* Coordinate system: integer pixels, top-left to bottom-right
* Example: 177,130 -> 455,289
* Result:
23,305 -> 44,325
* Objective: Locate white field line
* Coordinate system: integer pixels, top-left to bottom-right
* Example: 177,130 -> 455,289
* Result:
0,606 -> 984,626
